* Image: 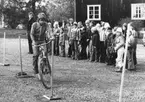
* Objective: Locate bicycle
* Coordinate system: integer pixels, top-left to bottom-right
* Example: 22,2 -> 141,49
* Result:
34,41 -> 52,89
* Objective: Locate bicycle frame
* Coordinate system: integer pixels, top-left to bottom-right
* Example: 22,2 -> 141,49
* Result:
39,45 -> 47,59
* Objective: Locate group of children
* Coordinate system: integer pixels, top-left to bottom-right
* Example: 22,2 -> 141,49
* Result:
27,11 -> 138,74
46,18 -> 138,72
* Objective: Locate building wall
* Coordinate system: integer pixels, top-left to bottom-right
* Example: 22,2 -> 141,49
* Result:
76,0 -> 145,26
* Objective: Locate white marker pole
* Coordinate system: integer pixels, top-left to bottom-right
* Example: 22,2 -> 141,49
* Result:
119,30 -> 129,102
1,32 -> 10,66
19,35 -> 23,73
3,32 -> 6,64
42,39 -> 61,101
51,39 -> 54,97
15,35 -> 28,78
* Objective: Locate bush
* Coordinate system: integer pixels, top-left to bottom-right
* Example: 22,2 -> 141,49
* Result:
118,17 -> 144,31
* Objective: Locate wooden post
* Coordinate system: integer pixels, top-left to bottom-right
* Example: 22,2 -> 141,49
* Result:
74,0 -> 76,21
15,35 -> 29,78
19,36 -> 23,73
42,39 -> 61,101
50,39 -> 54,97
0,32 -> 10,66
119,30 -> 129,102
3,32 -> 6,64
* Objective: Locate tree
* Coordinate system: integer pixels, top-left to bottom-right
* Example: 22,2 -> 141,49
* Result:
43,0 -> 74,21
0,0 -> 74,28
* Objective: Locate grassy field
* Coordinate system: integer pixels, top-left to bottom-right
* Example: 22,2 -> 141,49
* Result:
0,29 -> 27,38
0,37 -> 145,102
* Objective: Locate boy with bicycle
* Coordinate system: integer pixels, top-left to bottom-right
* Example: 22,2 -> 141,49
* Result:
30,12 -> 50,79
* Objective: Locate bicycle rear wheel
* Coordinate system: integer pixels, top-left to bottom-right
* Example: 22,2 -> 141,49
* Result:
38,56 -> 51,89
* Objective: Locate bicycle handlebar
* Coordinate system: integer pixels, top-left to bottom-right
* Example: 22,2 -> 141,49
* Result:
32,39 -> 54,47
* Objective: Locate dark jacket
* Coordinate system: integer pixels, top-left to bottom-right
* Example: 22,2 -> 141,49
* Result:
85,26 -> 92,44
27,17 -> 35,31
30,22 -> 47,42
79,28 -> 88,45
92,30 -> 100,48
105,33 -> 114,48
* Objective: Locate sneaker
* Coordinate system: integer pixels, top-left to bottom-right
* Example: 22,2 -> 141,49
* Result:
36,74 -> 41,80
115,67 -> 122,73
28,52 -> 33,54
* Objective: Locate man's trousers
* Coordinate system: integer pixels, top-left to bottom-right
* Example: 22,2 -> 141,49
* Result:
27,31 -> 33,53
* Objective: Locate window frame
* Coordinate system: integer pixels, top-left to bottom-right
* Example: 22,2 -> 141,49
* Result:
131,3 -> 145,20
87,5 -> 101,21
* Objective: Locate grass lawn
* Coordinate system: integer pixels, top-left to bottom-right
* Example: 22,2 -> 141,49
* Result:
0,37 -> 145,102
0,29 -> 27,38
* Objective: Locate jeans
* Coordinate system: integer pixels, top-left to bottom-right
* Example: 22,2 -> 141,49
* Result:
127,47 -> 135,70
54,36 -> 59,56
106,46 -> 116,65
88,40 -> 92,60
133,46 -> 137,65
116,47 -> 124,68
27,31 -> 33,53
71,40 -> 79,60
99,41 -> 106,62
32,41 -> 47,74
90,47 -> 100,62
60,44 -> 65,57
79,43 -> 87,60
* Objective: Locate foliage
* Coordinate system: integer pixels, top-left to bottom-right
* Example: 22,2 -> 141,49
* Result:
45,0 -> 74,21
118,17 -> 144,31
0,0 -> 74,29
3,8 -> 28,29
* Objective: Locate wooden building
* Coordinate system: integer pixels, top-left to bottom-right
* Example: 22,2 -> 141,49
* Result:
76,0 -> 145,26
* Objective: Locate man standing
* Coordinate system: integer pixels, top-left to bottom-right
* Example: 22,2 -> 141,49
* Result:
126,23 -> 138,70
27,12 -> 35,54
78,21 -> 87,60
70,22 -> 79,60
67,18 -> 74,57
90,26 -> 100,62
99,22 -> 106,63
30,12 -> 48,78
85,20 -> 92,59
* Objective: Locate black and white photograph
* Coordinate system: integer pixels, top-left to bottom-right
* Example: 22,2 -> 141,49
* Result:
0,0 -> 145,102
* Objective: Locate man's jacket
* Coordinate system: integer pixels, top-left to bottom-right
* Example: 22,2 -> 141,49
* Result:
30,22 -> 47,42
27,17 -> 35,31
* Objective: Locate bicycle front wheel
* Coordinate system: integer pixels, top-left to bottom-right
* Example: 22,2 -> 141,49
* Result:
38,56 -> 51,89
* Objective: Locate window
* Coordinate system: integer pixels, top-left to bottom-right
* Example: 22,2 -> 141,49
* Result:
131,3 -> 145,20
87,5 -> 101,21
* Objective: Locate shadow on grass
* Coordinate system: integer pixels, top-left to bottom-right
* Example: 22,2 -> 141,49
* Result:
135,63 -> 145,72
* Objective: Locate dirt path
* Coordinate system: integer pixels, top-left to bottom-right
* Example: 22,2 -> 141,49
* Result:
0,38 -> 145,102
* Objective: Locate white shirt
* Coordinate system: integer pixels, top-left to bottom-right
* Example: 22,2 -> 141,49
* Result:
99,28 -> 106,41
